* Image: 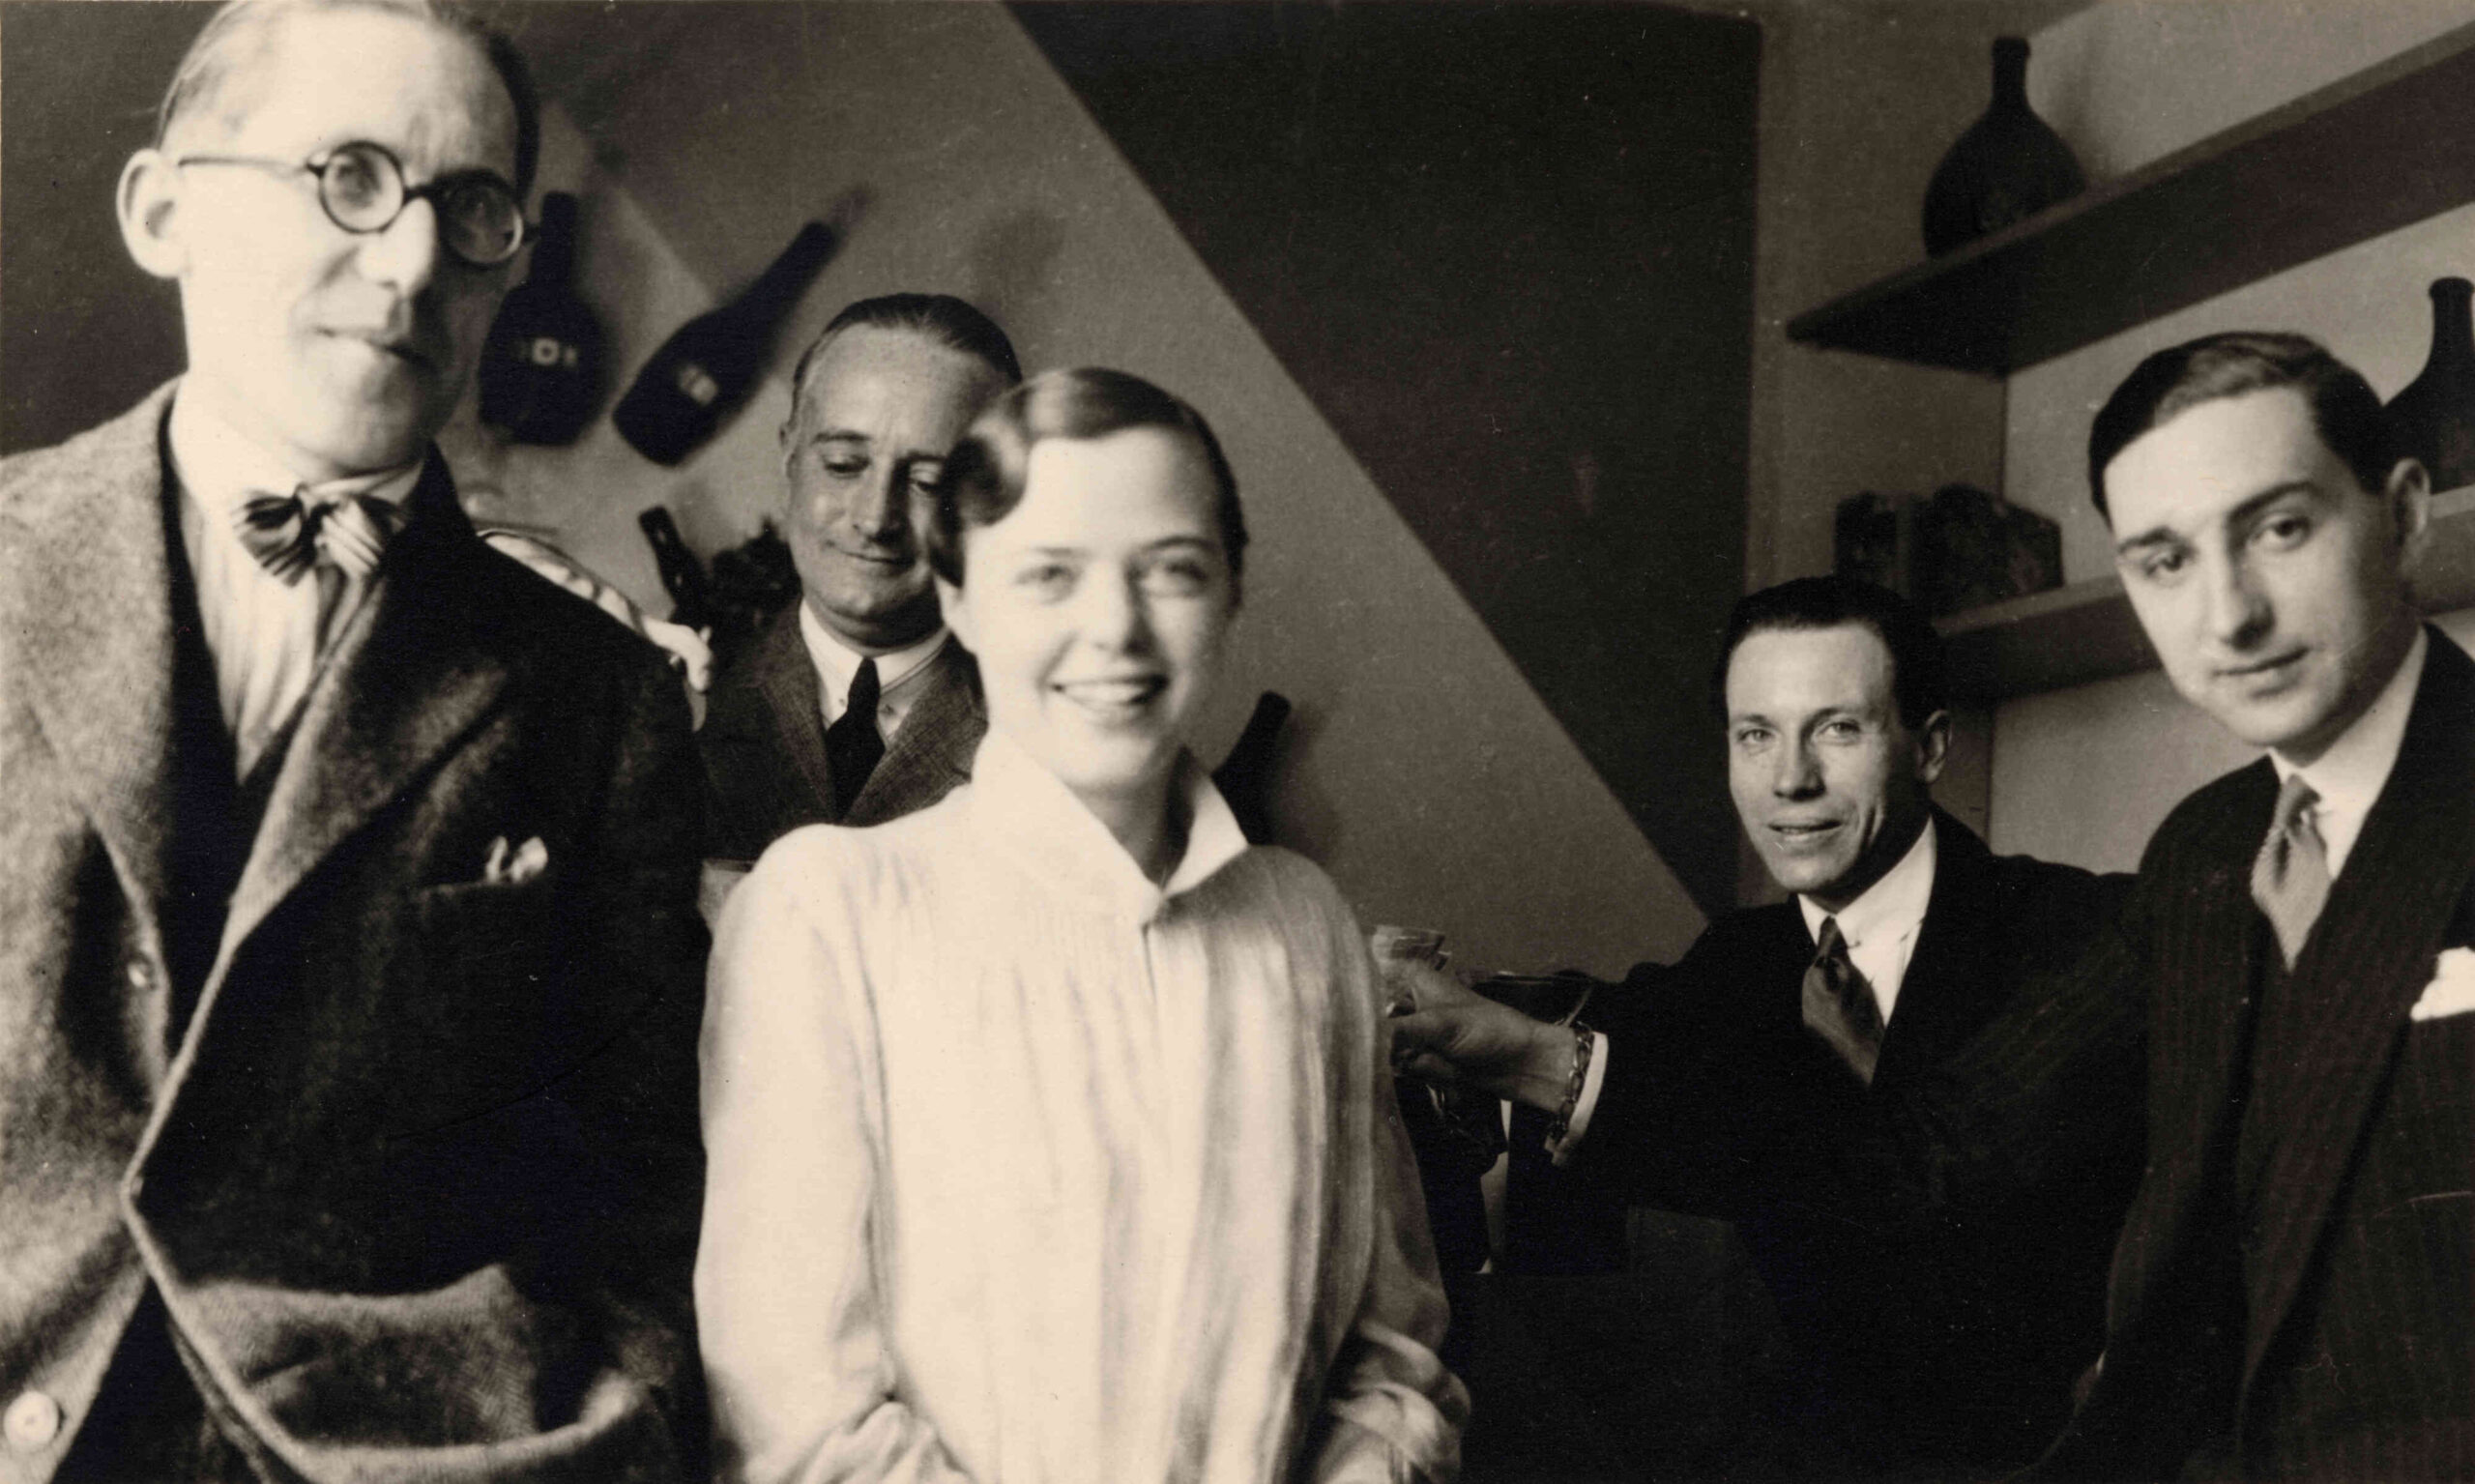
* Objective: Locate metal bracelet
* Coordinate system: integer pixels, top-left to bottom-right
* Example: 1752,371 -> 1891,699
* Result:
1545,1020 -> 1595,1147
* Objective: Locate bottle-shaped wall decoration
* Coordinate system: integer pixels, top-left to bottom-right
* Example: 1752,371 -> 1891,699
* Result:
479,192 -> 601,445
638,506 -> 715,632
2387,276 -> 2475,494
612,220 -> 841,466
1921,38 -> 2086,257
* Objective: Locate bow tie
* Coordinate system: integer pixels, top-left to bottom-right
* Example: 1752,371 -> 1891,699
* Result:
235,485 -> 407,585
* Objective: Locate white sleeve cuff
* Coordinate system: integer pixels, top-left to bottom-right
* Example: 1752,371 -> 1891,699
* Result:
1545,1031 -> 1608,1167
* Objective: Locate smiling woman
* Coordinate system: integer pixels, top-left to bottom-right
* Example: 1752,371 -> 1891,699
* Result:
695,368 -> 1466,1484
928,367 -> 1247,878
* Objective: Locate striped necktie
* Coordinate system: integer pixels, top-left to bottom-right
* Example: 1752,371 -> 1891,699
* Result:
1802,916 -> 1884,1085
2251,773 -> 2330,967
235,485 -> 406,649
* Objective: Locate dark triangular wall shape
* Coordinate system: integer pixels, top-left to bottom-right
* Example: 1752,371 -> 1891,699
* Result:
1016,2 -> 1762,916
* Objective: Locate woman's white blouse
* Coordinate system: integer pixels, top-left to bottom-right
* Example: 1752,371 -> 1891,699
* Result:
696,729 -> 1466,1483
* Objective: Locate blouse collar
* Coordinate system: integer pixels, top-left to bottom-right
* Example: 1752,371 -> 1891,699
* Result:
966,725 -> 1250,922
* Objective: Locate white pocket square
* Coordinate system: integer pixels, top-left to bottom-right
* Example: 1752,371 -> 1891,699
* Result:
2410,946 -> 2475,1022
481,834 -> 549,887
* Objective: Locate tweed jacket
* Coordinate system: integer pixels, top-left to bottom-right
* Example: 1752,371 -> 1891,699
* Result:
1575,812 -> 2146,1476
697,602 -> 985,863
0,384 -> 710,1481
2039,628 -> 2475,1482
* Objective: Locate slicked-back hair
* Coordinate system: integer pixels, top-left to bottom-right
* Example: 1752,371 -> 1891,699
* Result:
2087,331 -> 2399,520
785,293 -> 1023,421
926,367 -> 1246,590
1717,575 -> 1947,731
157,0 -> 541,198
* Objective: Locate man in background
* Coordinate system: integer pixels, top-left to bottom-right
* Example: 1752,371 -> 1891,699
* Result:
0,1 -> 707,1474
699,294 -> 1019,864
1393,575 -> 2144,1477
2040,332 -> 2473,1480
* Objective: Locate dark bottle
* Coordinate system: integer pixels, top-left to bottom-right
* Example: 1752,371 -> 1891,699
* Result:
1921,38 -> 2086,257
612,221 -> 840,465
2387,276 -> 2475,493
479,192 -> 601,445
639,506 -> 715,632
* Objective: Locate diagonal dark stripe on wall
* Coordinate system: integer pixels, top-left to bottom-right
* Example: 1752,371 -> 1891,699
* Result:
1014,2 -> 1762,916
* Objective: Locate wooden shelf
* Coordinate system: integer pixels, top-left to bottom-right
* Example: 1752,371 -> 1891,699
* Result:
1788,22 -> 2475,374
1940,487 -> 2475,702
1937,572 -> 2147,703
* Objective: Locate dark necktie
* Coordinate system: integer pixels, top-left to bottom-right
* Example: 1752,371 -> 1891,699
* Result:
2252,772 -> 2331,968
1802,916 -> 1883,1085
235,485 -> 405,649
826,657 -> 885,817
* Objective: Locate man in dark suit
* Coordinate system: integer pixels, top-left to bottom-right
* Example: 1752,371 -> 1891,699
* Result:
0,3 -> 706,1476
2038,332 -> 2472,1480
1393,576 -> 2145,1477
698,295 -> 1019,865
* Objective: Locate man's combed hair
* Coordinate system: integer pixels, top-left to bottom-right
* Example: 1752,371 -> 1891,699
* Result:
1717,574 -> 1947,730
927,367 -> 1247,589
158,0 -> 541,197
786,294 -> 1023,418
2087,331 -> 2399,519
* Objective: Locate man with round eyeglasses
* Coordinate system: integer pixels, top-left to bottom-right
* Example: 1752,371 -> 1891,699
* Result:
170,139 -> 532,271
0,2 -> 710,1478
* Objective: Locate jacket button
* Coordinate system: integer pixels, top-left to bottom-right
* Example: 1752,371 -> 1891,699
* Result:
125,958 -> 153,992
4,1390 -> 61,1450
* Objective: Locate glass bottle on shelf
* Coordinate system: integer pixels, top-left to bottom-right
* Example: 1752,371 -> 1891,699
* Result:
2387,276 -> 2475,494
1921,38 -> 2086,258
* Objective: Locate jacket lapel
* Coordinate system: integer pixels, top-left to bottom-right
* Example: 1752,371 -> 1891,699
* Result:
2239,630 -> 2475,1393
1872,811 -> 1998,1087
2072,758 -> 2271,1428
208,459 -> 513,989
6,386 -> 187,957
749,605 -> 839,822
847,637 -> 984,827
2149,758 -> 2277,1213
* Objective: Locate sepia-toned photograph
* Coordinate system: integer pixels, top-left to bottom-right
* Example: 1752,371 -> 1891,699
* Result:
2,0 -> 2469,1478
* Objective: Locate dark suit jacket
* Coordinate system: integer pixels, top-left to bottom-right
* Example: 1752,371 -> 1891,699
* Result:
0,385 -> 709,1481
697,602 -> 984,862
1575,812 -> 2144,1477
2039,630 -> 2475,1482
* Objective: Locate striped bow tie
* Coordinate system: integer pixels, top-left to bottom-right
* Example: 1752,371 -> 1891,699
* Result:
235,486 -> 406,585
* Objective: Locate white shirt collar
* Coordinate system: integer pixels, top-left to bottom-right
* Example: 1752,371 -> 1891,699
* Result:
796,600 -> 949,717
2267,626 -> 2426,879
167,384 -> 422,520
1797,812 -> 1937,1022
1799,813 -> 1936,951
967,725 -> 1249,921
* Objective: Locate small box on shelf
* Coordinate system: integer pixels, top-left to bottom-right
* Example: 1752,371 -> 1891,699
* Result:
1835,483 -> 2062,617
